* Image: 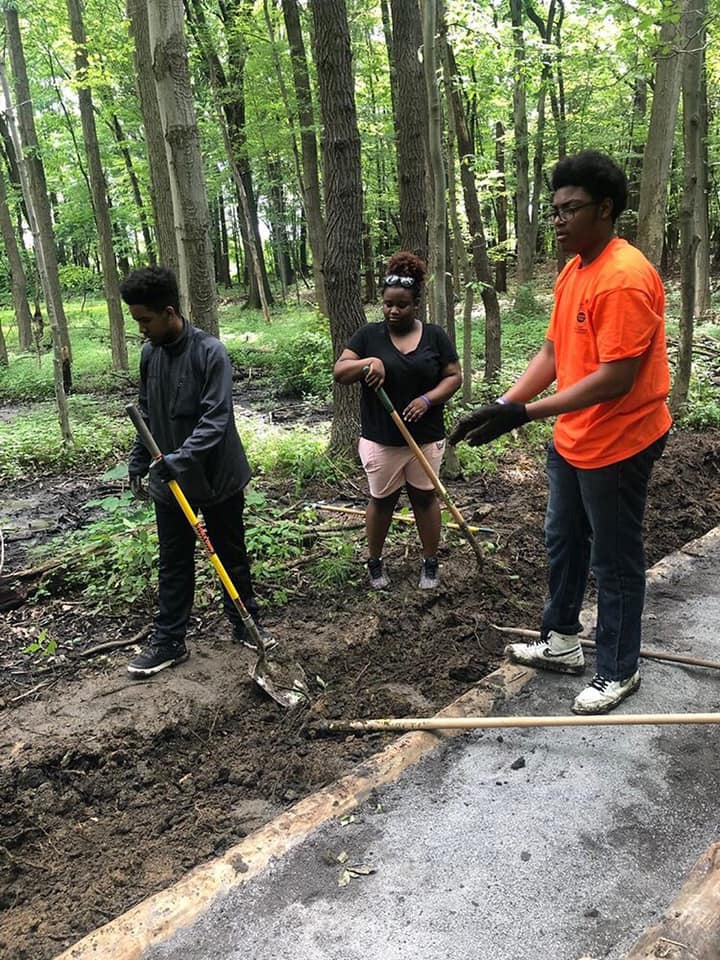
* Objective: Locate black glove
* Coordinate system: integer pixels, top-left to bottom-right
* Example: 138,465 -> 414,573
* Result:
149,457 -> 173,483
129,474 -> 148,500
449,401 -> 530,447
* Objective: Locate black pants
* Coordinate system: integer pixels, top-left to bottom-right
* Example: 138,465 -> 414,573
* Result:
153,490 -> 259,646
542,432 -> 667,680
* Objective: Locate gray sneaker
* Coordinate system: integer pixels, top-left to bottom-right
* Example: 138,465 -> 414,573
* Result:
419,556 -> 439,590
367,557 -> 390,590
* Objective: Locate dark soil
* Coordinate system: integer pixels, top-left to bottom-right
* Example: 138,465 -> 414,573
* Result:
1,428 -> 720,960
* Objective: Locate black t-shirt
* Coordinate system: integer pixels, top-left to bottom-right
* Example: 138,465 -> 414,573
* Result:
347,321 -> 458,446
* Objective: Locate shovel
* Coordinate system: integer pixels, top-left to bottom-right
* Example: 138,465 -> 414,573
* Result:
364,369 -> 484,565
125,404 -> 308,709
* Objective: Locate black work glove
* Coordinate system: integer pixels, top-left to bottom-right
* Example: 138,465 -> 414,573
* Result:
449,401 -> 530,447
129,474 -> 148,500
149,457 -> 173,483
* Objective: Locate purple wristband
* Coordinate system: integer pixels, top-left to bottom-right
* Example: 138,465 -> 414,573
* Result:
420,394 -> 432,409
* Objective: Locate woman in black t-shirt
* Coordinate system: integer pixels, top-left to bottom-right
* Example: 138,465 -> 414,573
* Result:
333,252 -> 462,591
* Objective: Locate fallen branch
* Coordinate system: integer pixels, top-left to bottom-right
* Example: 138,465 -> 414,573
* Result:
77,625 -> 152,659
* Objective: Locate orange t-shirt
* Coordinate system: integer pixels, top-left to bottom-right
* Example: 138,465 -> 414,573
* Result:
546,237 -> 671,468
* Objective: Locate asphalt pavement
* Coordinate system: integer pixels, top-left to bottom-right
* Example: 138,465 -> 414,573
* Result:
144,530 -> 720,960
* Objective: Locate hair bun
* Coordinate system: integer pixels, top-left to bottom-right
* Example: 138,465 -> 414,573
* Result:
386,251 -> 427,286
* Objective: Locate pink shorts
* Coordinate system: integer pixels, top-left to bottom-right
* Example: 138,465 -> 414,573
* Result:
358,437 -> 446,498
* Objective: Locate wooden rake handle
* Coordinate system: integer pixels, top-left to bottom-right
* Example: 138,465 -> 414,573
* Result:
366,371 -> 484,566
321,712 -> 720,734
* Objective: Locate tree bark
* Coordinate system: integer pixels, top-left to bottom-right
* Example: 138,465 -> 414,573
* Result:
109,113 -> 155,264
510,0 -> 532,285
67,0 -> 128,372
442,37 -> 502,380
4,8 -> 72,369
390,0 -> 428,260
0,162 -> 32,352
636,0 -> 689,268
0,51 -> 72,444
147,0 -> 218,336
670,0 -> 706,414
127,0 -> 179,275
311,0 -> 365,458
281,0 -> 327,316
423,0 -> 446,327
494,120 -> 508,292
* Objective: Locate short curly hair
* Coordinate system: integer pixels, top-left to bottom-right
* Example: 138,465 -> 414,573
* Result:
550,150 -> 628,223
120,266 -> 181,313
383,251 -> 427,300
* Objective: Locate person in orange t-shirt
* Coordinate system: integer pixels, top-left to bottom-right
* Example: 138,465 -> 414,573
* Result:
450,150 -> 671,716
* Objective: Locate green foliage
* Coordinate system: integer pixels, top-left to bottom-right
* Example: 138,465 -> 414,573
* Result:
0,399 -> 135,482
57,265 -> 103,298
310,537 -> 357,588
270,330 -> 333,399
223,306 -> 333,401
31,488 -> 158,613
674,378 -> 720,430
22,629 -> 58,658
241,418 -> 351,489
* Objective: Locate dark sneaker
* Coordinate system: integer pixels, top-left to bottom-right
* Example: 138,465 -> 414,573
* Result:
367,557 -> 390,590
127,640 -> 189,677
418,556 -> 439,590
234,624 -> 278,653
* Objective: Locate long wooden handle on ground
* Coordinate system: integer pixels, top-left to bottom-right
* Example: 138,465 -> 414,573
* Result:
320,713 -> 720,734
312,502 -> 492,534
491,624 -> 720,673
367,375 -> 484,565
125,404 -> 261,651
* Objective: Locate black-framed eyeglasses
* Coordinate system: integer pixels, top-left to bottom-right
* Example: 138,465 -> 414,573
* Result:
546,200 -> 599,223
383,274 -> 416,289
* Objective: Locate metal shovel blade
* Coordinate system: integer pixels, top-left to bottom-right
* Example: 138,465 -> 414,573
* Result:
250,655 -> 309,709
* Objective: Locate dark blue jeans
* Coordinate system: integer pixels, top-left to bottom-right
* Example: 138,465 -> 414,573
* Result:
153,490 -> 259,646
541,433 -> 668,681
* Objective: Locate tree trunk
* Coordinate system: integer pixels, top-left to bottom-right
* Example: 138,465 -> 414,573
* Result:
281,0 -> 327,316
67,0 -> 128,372
147,0 -> 218,336
4,10 -> 72,372
109,113 -> 155,264
0,49 -> 72,444
694,12 -> 710,319
510,0 -> 533,285
442,37 -> 502,380
494,120 -> 508,292
390,0 -> 428,260
311,0 -> 365,459
670,0 -> 706,414
636,0 -> 688,268
423,0 -> 446,327
0,163 -> 32,352
127,0 -> 179,275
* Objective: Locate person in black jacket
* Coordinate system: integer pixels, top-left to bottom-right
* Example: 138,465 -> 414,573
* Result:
123,266 -> 266,677
333,252 -> 462,590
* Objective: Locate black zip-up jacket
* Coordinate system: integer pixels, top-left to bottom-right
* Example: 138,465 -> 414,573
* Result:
128,321 -> 251,506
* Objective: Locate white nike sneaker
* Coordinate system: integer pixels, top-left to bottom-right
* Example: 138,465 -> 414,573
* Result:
572,671 -> 641,715
505,630 -> 585,675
